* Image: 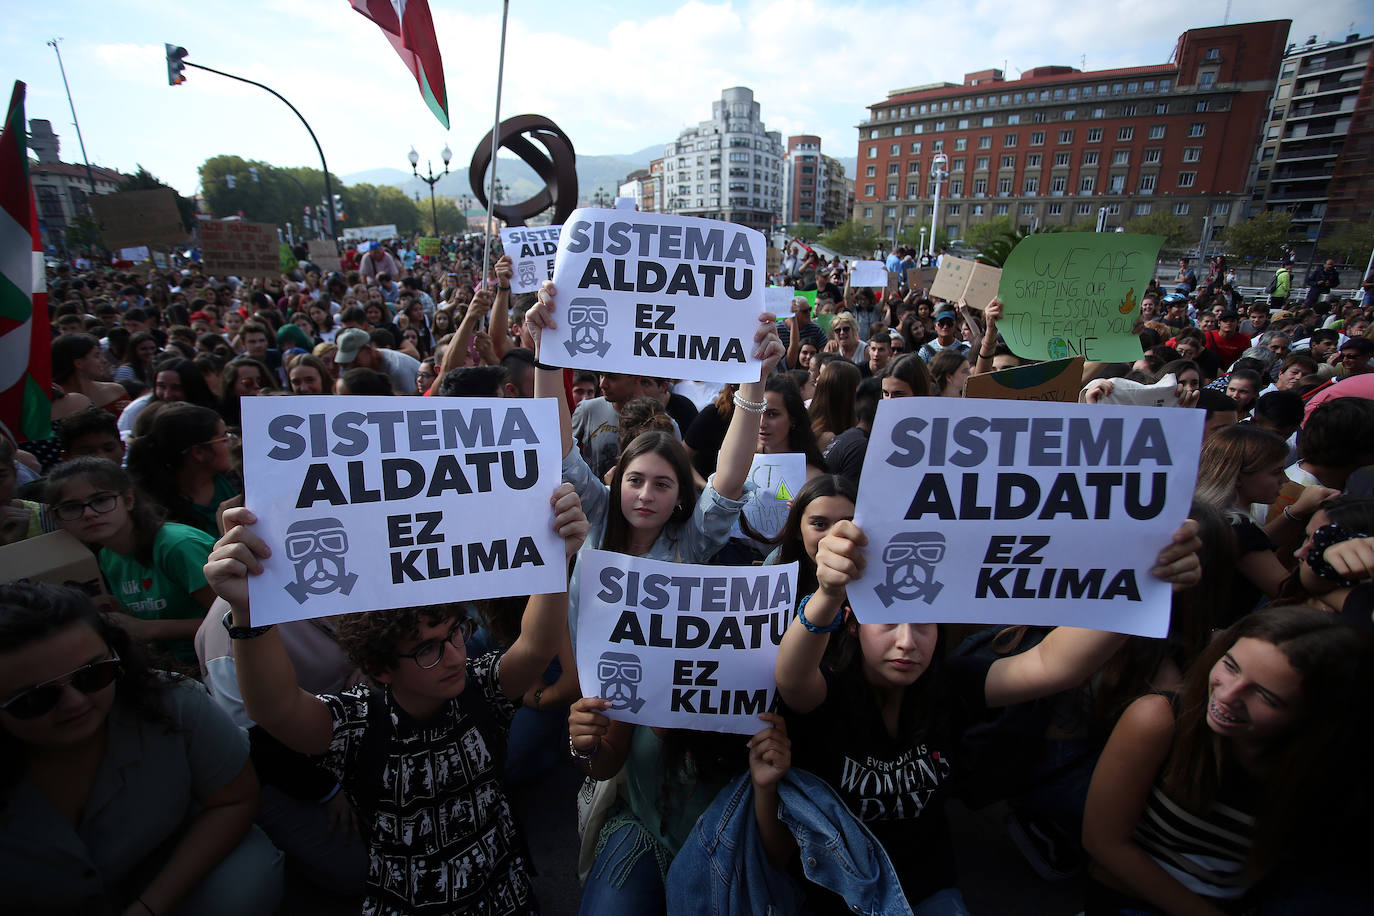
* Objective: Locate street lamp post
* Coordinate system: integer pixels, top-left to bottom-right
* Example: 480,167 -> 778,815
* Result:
409,145 -> 452,235
592,186 -> 610,208
919,226 -> 928,258
929,153 -> 947,259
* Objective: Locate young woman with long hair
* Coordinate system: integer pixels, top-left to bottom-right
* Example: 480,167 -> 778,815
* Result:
763,375 -> 827,478
51,333 -> 129,417
878,352 -> 933,399
217,358 -> 277,430
807,359 -> 860,453
927,349 -> 972,398
1083,606 -> 1374,914
0,582 -> 283,914
126,403 -> 241,537
47,458 -> 218,663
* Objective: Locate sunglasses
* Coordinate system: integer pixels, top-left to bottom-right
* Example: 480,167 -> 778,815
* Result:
1,652 -> 122,719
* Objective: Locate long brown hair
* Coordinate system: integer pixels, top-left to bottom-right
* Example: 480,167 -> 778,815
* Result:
600,431 -> 698,555
808,359 -> 859,439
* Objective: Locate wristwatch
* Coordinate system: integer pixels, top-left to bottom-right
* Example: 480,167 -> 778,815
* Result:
221,609 -> 275,640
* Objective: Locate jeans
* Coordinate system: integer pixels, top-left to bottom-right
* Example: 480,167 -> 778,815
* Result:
912,887 -> 970,916
579,822 -> 667,916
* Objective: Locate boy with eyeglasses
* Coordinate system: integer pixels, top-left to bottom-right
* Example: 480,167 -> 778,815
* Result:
204,485 -> 587,916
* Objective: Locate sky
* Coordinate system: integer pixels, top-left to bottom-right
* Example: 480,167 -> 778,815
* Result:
5,0 -> 1371,196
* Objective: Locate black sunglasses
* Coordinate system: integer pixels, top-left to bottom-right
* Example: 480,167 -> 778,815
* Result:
1,651 -> 122,719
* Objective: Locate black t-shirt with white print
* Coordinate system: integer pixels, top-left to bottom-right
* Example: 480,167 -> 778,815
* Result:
319,649 -> 535,916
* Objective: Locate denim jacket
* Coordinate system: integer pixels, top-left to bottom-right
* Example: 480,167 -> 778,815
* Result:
665,768 -> 914,916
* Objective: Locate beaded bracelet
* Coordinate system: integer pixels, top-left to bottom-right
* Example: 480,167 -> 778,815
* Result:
796,593 -> 844,634
569,734 -> 601,763
733,392 -> 766,414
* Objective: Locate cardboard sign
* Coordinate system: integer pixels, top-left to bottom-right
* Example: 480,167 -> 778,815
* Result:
850,260 -> 888,288
734,452 -> 807,541
240,396 -> 566,625
416,237 -> 441,256
0,529 -> 112,607
767,247 -> 783,277
907,266 -> 937,292
545,209 -> 766,383
574,549 -> 798,734
966,357 -> 1085,403
928,256 -> 1001,310
998,233 -> 1162,363
500,225 -> 562,294
307,239 -> 341,272
850,399 -> 1202,637
118,246 -> 150,262
200,220 -> 281,279
89,188 -> 187,248
341,224 -> 398,241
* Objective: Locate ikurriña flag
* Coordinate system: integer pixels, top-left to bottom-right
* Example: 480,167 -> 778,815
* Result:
0,81 -> 52,446
350,0 -> 450,129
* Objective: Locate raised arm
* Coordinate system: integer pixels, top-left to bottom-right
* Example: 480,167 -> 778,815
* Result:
527,282 -> 574,457
496,482 -> 588,700
488,255 -> 513,360
713,315 -> 785,500
972,299 -> 1001,376
434,288 -> 494,387
203,507 -> 335,756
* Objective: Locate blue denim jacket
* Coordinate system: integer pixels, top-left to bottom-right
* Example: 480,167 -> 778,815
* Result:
665,768 -> 914,916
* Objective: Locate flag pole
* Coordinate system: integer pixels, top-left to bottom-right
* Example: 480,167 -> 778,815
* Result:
480,0 -> 510,290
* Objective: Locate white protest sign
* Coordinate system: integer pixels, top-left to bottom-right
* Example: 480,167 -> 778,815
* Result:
734,452 -> 807,541
546,208 -> 765,383
764,286 -> 795,315
119,246 -> 150,262
241,396 -> 566,625
850,260 -> 888,288
574,549 -> 798,734
500,225 -> 562,294
342,224 -> 398,241
851,399 -> 1202,637
1081,373 -> 1182,408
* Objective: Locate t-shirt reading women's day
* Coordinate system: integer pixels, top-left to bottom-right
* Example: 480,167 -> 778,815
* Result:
240,396 -> 565,626
546,209 -> 766,383
101,522 -> 214,662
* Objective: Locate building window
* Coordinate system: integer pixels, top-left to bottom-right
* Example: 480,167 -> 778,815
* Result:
1106,174 -> 1124,193
885,206 -> 897,217
865,184 -> 875,196
893,126 -> 903,136
972,204 -> 984,215
957,118 -> 970,129
911,141 -> 922,153
1198,73 -> 1214,90
976,156 -> 990,170
1122,104 -> 1138,117
1211,201 -> 1230,215
1092,108 -> 1105,119
863,207 -> 873,217
1154,102 -> 1169,115
1058,129 -> 1074,144
1189,122 -> 1206,137
1148,125 -> 1166,141
982,116 -> 994,127
867,147 -> 877,158
1178,171 -> 1196,188
955,138 -> 968,151
1001,155 -> 1016,168
1144,148 -> 1162,163
1076,202 -> 1092,215
998,178 -> 1012,194
1023,177 -> 1039,193
908,160 -> 921,172
1048,203 -> 1063,215
1027,154 -> 1042,167
1053,152 -> 1071,166
1173,202 -> 1190,215
1087,128 -> 1103,142
1139,174 -> 1156,192
887,183 -> 898,198
1195,99 -> 1210,111
949,180 -> 963,196
890,143 -> 900,155
933,140 -> 944,152
1033,111 -> 1047,123
1117,126 -> 1135,141
994,203 -> 1010,215
888,163 -> 900,175
866,165 -> 876,177
1064,109 -> 1078,120
951,158 -> 964,171
1080,176 -> 1095,193
1051,176 -> 1068,192
1030,131 -> 1045,145
1007,114 -> 1021,125
1106,203 -> 1120,214
1083,151 -> 1100,165
973,178 -> 988,194
935,121 -> 945,131
1004,133 -> 1018,147
978,136 -> 992,149
1205,47 -> 1220,60
1112,150 -> 1130,165
1182,147 -> 1202,163
947,204 -> 961,216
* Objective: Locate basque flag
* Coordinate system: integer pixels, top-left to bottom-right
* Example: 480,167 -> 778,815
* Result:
351,0 -> 450,129
0,81 -> 51,446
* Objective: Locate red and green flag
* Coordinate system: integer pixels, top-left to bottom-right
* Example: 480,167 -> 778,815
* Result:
0,81 -> 51,446
350,0 -> 450,129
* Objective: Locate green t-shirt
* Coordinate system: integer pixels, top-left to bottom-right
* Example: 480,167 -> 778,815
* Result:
189,473 -> 241,537
100,522 -> 215,661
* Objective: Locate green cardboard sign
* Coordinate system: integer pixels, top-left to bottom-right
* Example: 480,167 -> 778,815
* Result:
417,237 -> 441,256
997,232 -> 1162,363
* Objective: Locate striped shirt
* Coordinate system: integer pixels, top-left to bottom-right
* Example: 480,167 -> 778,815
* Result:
1133,782 -> 1255,899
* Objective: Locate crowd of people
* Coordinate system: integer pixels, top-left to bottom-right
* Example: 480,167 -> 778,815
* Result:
2,230 -> 1374,916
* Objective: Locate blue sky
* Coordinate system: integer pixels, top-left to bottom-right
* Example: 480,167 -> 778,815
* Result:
4,0 -> 1370,195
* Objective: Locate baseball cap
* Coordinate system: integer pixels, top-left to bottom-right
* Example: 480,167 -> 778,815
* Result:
1163,293 -> 1187,304
1219,310 -> 1239,321
935,310 -> 957,322
334,328 -> 371,364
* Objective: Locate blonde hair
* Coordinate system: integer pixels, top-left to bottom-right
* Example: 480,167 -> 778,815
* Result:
1194,424 -> 1289,510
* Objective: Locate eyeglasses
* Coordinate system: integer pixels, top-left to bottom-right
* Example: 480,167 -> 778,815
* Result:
397,618 -> 476,669
0,652 -> 122,719
54,491 -> 119,522
834,327 -> 852,335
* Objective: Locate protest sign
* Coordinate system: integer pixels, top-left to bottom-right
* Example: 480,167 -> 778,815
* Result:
200,220 -> 281,279
574,549 -> 798,734
416,237 -> 441,257
341,224 -> 398,241
928,256 -> 1001,310
307,239 -> 341,272
500,225 -> 562,294
997,232 -> 1162,363
89,189 -> 187,249
907,266 -> 937,292
733,452 -> 807,541
765,286 -> 795,316
545,208 -> 766,383
0,530 -> 113,607
240,396 -> 566,625
767,247 -> 783,277
118,246 -> 149,263
1081,372 -> 1182,408
850,260 -> 888,288
965,357 -> 1085,403
850,398 -> 1202,637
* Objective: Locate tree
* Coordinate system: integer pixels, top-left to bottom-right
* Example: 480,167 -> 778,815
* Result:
117,166 -> 196,231
896,225 -> 952,252
1221,211 -> 1292,261
963,215 -> 1014,252
787,222 -> 822,241
198,157 -> 351,237
1322,219 -> 1374,266
1123,211 -> 1193,249
65,213 -> 102,251
818,220 -> 884,257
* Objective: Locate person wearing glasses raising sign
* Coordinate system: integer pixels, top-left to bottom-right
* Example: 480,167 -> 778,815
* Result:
0,581 -> 285,915
47,458 -> 218,665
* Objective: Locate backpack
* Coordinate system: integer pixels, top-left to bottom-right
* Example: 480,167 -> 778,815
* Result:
1265,273 -> 1278,295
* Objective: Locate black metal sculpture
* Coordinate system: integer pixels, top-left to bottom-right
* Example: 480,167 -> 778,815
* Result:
468,114 -> 578,227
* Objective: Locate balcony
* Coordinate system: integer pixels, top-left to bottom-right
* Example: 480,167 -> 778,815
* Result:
1287,97 -> 1357,120
1276,143 -> 1342,161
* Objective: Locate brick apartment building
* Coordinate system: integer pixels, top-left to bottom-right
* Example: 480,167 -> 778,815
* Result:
854,20 -> 1291,249
782,135 -> 853,230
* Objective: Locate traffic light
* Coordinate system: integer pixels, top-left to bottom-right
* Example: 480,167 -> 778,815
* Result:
165,44 -> 188,86
225,174 -> 236,189
333,194 -> 344,221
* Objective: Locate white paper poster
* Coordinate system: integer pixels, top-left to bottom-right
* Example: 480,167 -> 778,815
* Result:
574,549 -> 798,734
241,396 -> 566,625
500,225 -> 563,294
734,452 -> 807,541
545,208 -> 766,383
850,260 -> 888,288
850,399 -> 1202,637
